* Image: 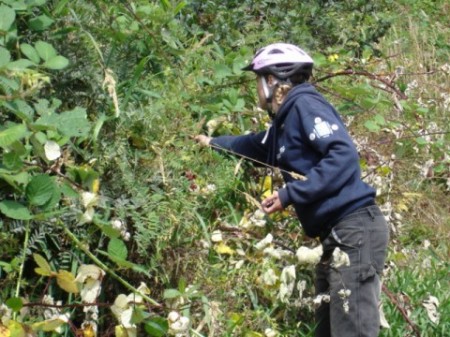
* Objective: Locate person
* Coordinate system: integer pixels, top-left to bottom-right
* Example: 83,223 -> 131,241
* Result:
194,43 -> 389,337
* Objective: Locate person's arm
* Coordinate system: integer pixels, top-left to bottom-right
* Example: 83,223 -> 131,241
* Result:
195,130 -> 271,165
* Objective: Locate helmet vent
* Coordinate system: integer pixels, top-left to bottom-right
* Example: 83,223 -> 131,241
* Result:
268,49 -> 284,55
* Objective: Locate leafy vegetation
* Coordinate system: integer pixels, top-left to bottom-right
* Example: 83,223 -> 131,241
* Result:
0,0 -> 448,336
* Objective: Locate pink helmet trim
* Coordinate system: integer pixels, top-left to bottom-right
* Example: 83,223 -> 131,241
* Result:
243,43 -> 314,72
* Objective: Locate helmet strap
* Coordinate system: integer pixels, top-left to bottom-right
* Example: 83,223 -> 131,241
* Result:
261,76 -> 278,119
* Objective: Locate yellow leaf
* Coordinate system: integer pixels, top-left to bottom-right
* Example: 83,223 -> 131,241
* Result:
215,242 -> 235,255
115,325 -> 128,337
32,319 -> 66,332
241,192 -> 262,210
56,270 -> 79,293
91,178 -> 100,194
82,323 -> 96,337
6,321 -> 26,337
396,202 -> 408,212
261,175 -> 272,192
33,254 -> 52,276
0,324 -> 10,337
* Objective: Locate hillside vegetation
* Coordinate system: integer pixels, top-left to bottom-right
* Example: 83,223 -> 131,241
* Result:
0,1 -> 448,336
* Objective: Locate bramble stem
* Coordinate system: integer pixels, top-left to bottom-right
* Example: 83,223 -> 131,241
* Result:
61,223 -> 160,307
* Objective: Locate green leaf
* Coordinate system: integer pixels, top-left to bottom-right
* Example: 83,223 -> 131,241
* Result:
131,307 -> 151,324
0,46 -> 11,67
6,297 -> 23,312
28,14 -> 54,31
5,59 -> 34,70
43,55 -> 69,70
374,114 -> 386,125
213,64 -> 232,80
0,5 -> 16,31
144,316 -> 169,337
163,288 -> 182,299
3,99 -> 35,121
0,170 -> 29,190
26,174 -> 56,206
364,120 -> 380,132
107,238 -> 128,260
3,151 -> 23,170
41,186 -> 61,211
20,43 -> 40,63
58,107 -> 90,138
415,137 -> 428,145
0,200 -> 33,220
35,41 -> 57,61
0,124 -> 27,149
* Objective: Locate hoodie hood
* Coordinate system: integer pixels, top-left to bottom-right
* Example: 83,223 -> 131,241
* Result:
274,83 -> 320,126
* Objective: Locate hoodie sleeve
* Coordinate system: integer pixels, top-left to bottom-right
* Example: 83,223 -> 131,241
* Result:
210,129 -> 271,165
277,101 -> 361,207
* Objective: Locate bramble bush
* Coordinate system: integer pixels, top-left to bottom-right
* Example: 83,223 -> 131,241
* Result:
0,0 -> 448,336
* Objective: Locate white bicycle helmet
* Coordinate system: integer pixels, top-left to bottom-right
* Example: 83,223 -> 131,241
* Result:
243,43 -> 314,80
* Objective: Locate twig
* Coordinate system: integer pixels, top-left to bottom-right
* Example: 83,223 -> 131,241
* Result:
313,69 -> 407,100
382,284 -> 421,337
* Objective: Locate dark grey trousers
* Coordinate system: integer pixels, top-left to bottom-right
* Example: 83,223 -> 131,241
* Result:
315,205 -> 389,337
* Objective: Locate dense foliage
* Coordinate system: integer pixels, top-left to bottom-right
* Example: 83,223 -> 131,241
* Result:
0,0 -> 448,336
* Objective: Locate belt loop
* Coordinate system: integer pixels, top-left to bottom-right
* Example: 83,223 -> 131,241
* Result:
367,207 -> 375,221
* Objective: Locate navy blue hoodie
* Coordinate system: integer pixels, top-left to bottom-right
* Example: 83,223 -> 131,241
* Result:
211,83 -> 375,238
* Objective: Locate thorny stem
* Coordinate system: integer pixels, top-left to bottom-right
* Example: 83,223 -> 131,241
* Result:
60,223 -> 161,307
382,284 -> 421,337
313,69 -> 407,99
14,220 -> 31,319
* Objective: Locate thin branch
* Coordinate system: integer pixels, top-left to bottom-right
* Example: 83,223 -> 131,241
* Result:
313,69 -> 407,100
382,284 -> 421,337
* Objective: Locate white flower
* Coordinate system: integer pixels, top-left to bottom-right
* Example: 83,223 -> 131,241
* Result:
331,248 -> 350,268
343,300 -> 350,313
338,289 -> 351,299
168,311 -> 180,323
80,278 -> 102,304
296,245 -> 323,265
137,282 -> 151,295
234,260 -> 245,269
263,247 -> 292,259
278,265 -> 296,303
111,219 -> 123,230
168,312 -> 190,336
122,231 -> 131,241
297,280 -> 307,299
313,294 -> 330,308
75,265 -> 105,283
265,328 -> 278,337
80,207 -> 95,224
75,265 -> 105,306
80,192 -> 98,209
255,234 -> 273,250
44,141 -> 61,161
211,230 -> 223,243
262,268 -> 279,286
249,209 -> 267,227
423,295 -> 440,324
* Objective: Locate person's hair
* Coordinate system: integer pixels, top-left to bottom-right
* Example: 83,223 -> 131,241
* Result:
289,71 -> 311,85
273,83 -> 293,105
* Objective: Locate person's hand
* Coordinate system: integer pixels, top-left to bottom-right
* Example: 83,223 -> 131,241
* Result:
193,135 -> 212,147
261,191 -> 283,214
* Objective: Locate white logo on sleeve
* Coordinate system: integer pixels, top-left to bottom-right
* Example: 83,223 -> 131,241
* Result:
309,117 -> 339,141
